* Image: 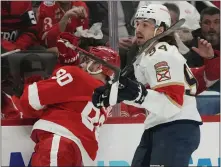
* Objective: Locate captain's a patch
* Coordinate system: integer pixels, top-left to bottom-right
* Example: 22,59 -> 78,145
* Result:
154,61 -> 171,82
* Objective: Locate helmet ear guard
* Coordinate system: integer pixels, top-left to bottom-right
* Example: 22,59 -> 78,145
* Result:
86,60 -> 103,75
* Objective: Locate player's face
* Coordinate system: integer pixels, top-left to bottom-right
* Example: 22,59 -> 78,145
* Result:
201,14 -> 220,46
135,19 -> 156,45
79,55 -> 101,74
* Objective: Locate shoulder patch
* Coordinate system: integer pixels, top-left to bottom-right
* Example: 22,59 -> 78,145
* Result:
154,61 -> 171,82
43,1 -> 55,6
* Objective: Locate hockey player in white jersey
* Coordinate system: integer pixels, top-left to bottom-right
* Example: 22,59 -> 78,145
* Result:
92,4 -> 205,167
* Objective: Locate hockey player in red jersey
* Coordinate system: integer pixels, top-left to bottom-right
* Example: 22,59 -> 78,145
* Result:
1,1 -> 39,51
36,1 -> 89,48
19,46 -> 119,166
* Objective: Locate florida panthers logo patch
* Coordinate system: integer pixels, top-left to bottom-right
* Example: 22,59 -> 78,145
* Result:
154,61 -> 171,82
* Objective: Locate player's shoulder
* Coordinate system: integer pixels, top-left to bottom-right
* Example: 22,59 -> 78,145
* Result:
146,42 -> 184,60
53,66 -> 102,86
53,66 -> 83,76
148,42 -> 176,56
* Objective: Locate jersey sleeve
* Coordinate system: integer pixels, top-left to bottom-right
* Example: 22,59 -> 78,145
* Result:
19,66 -> 89,113
204,50 -> 220,81
190,66 -> 206,95
131,42 -> 186,118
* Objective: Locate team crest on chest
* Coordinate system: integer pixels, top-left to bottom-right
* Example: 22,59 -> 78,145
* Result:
154,61 -> 171,82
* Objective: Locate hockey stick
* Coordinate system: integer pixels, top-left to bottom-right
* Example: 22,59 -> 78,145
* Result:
121,18 -> 186,77
58,39 -> 121,106
1,49 -> 21,57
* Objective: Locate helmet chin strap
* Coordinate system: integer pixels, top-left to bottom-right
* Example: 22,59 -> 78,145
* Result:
86,61 -> 102,75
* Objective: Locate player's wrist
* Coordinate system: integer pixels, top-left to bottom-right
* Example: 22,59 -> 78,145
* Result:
207,54 -> 214,59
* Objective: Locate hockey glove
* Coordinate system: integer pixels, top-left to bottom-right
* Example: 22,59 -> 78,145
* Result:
118,76 -> 147,104
92,77 -> 147,108
92,85 -> 111,108
56,32 -> 80,65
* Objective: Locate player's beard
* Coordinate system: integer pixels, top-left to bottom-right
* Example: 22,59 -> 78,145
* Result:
204,31 -> 220,46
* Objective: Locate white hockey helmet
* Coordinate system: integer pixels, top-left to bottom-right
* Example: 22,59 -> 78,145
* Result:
134,4 -> 172,29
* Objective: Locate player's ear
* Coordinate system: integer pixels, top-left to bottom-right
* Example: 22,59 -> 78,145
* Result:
156,27 -> 164,35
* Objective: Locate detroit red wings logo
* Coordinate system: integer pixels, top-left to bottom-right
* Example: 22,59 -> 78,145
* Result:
154,61 -> 171,82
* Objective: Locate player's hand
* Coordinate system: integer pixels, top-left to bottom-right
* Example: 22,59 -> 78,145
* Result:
119,37 -> 133,50
192,38 -> 214,59
64,6 -> 87,19
118,76 -> 147,104
92,85 -> 111,108
56,32 -> 80,65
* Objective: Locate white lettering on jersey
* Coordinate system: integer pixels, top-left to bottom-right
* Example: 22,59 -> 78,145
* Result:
1,30 -> 18,41
51,69 -> 73,87
81,102 -> 108,141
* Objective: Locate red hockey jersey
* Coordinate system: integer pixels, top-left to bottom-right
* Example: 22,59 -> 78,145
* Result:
1,1 -> 39,50
19,66 -> 111,164
37,1 -> 89,48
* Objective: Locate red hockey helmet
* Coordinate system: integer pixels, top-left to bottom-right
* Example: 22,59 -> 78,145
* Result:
82,46 -> 120,77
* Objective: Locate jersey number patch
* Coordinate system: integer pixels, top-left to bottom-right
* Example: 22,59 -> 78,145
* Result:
52,69 -> 73,86
184,64 -> 197,95
81,102 -> 106,141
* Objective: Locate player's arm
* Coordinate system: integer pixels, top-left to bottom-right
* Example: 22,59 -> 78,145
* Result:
19,66 -> 83,112
204,50 -> 220,81
39,2 -> 88,48
190,50 -> 220,95
72,1 -> 89,29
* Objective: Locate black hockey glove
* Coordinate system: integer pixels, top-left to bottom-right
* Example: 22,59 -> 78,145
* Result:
118,76 -> 147,104
92,77 -> 147,108
92,85 -> 112,108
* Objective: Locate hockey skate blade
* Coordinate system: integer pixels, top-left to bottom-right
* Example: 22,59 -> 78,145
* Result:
109,81 -> 119,106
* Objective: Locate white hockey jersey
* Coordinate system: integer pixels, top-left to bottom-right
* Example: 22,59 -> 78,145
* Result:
126,42 -> 202,129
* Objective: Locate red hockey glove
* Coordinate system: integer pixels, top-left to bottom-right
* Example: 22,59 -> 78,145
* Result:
56,32 -> 80,65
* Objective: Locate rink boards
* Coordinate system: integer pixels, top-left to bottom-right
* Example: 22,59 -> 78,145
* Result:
2,116 -> 220,166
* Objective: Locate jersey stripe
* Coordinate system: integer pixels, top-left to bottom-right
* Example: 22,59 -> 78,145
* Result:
28,82 -> 45,110
50,134 -> 61,166
154,84 -> 185,107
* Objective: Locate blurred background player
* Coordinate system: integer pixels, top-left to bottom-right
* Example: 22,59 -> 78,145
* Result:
36,1 -> 89,48
18,46 -> 119,166
1,1 -> 39,51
